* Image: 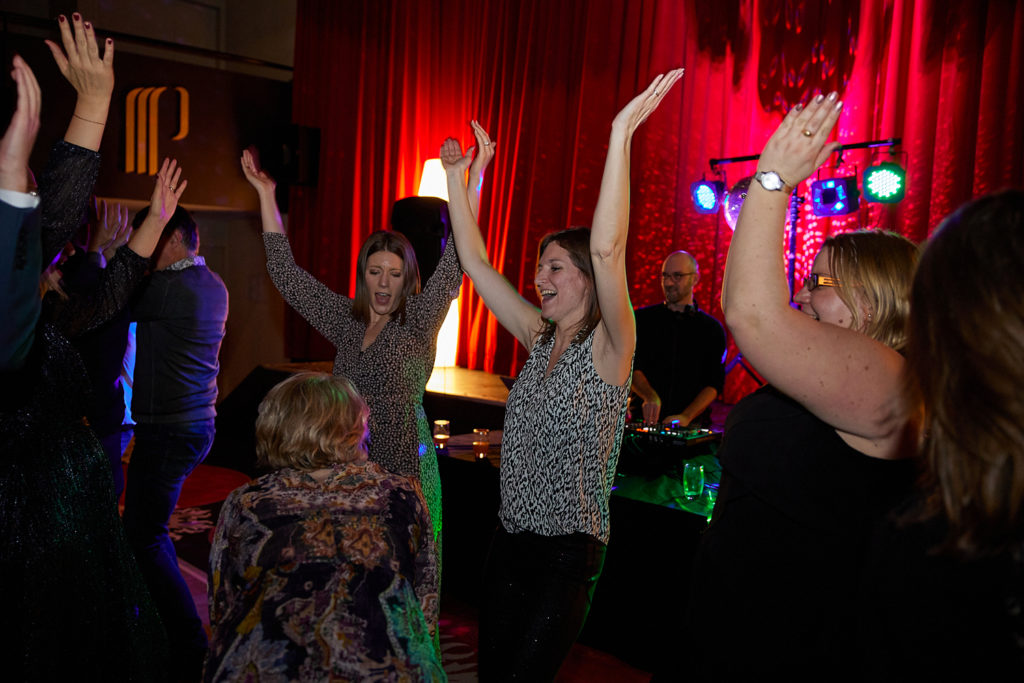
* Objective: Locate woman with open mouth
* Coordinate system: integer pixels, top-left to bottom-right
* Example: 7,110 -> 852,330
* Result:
440,69 -> 683,681
240,136 -> 494,644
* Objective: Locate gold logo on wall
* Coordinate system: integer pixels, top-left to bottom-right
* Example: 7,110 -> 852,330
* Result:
125,86 -> 190,175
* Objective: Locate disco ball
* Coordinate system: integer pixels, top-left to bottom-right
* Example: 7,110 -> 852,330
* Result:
724,176 -> 753,231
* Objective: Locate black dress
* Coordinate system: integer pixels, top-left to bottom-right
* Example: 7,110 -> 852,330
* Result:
0,141 -> 166,680
683,386 -> 915,679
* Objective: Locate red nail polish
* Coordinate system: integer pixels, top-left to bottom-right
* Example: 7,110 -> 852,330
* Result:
85,22 -> 92,29
72,12 -> 81,20
107,38 -> 113,44
59,15 -> 66,23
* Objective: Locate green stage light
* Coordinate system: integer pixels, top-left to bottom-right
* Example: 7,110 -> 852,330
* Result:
863,162 -> 906,203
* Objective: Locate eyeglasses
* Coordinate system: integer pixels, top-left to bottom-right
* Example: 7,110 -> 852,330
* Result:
662,272 -> 696,282
803,273 -> 840,291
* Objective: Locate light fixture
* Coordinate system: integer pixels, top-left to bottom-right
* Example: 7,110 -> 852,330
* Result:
862,162 -> 906,203
810,176 -> 859,216
417,158 -> 448,201
414,159 -> 458,367
690,179 -> 726,214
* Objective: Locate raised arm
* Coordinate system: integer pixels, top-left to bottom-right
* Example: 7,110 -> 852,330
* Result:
127,158 -> 187,258
241,146 -> 350,344
721,94 -> 906,451
441,126 -> 540,348
0,55 -> 43,371
590,69 -> 683,386
45,14 -> 114,152
241,147 -> 285,234
466,120 -> 495,219
53,160 -> 185,338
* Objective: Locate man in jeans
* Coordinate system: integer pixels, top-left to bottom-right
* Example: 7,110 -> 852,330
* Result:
125,205 -> 228,678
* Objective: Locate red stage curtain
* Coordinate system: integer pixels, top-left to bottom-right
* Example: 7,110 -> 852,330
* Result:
291,0 -> 1024,402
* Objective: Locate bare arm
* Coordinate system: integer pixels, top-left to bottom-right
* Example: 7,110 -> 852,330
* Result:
240,147 -> 285,234
721,93 -> 906,455
590,69 -> 684,386
441,127 -> 540,349
45,14 -> 114,152
663,386 -> 718,427
466,120 -> 495,219
127,158 -> 187,258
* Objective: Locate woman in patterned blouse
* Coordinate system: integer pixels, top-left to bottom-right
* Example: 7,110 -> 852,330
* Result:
205,372 -> 445,681
439,71 -> 683,680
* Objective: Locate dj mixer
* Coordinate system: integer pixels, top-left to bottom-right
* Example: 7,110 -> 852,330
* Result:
618,422 -> 722,477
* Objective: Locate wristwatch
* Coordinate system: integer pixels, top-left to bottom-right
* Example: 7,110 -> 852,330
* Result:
754,170 -> 794,194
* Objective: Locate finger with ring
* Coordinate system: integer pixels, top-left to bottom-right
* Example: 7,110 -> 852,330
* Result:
802,129 -> 814,137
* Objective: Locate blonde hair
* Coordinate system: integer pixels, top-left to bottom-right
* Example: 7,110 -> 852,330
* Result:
255,372 -> 369,470
824,230 -> 919,351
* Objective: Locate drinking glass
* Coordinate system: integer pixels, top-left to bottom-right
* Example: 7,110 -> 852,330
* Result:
682,463 -> 705,500
472,428 -> 490,459
703,484 -> 719,523
432,420 -> 450,450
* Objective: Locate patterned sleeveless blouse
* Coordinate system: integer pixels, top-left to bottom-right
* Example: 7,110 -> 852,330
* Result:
499,328 -> 631,544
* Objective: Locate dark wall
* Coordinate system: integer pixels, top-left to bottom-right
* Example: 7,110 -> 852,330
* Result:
1,32 -> 292,210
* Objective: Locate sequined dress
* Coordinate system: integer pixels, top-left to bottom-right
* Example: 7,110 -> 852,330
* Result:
0,141 -> 166,680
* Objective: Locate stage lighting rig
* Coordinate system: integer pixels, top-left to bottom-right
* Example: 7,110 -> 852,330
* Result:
690,178 -> 726,214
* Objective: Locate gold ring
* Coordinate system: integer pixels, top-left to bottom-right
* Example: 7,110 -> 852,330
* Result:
802,129 -> 814,137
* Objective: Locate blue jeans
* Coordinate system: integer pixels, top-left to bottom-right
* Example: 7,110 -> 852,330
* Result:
123,419 -> 213,676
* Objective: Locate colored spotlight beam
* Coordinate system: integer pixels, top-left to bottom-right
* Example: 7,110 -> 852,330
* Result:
863,162 -> 906,203
690,180 -> 726,214
811,176 -> 860,216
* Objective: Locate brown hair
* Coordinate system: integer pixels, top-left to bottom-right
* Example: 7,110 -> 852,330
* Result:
352,231 -> 421,325
255,372 -> 369,470
536,227 -> 600,345
906,190 -> 1024,558
823,230 -> 919,351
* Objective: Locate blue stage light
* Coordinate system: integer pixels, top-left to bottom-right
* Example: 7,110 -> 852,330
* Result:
810,176 -> 860,217
690,180 -> 726,214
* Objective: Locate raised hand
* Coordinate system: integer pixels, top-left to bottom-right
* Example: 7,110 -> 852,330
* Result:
439,136 -> 473,175
149,158 -> 187,227
240,147 -> 276,196
468,120 -> 495,181
45,13 -> 114,104
88,198 -> 128,253
611,68 -> 684,140
756,92 -> 843,189
0,55 -> 41,194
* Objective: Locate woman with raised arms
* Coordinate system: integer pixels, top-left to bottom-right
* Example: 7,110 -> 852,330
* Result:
440,69 -> 683,681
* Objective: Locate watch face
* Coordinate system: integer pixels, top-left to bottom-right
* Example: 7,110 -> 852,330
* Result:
758,171 -> 783,191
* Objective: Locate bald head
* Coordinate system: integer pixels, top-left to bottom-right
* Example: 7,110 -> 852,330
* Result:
661,250 -> 699,310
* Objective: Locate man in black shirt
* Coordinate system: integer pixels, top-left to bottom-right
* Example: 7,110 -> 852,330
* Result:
631,250 -> 726,426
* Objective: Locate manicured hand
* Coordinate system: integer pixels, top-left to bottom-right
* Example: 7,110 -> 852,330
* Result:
756,92 -> 843,188
45,13 -> 114,103
611,68 -> 684,139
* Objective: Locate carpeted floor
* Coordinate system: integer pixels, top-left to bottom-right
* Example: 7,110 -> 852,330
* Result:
166,464 -> 651,681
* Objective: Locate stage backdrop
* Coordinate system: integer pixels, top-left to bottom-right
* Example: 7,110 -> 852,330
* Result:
289,0 -> 1023,402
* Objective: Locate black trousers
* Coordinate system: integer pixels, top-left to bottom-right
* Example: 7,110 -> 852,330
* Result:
479,525 -> 607,681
